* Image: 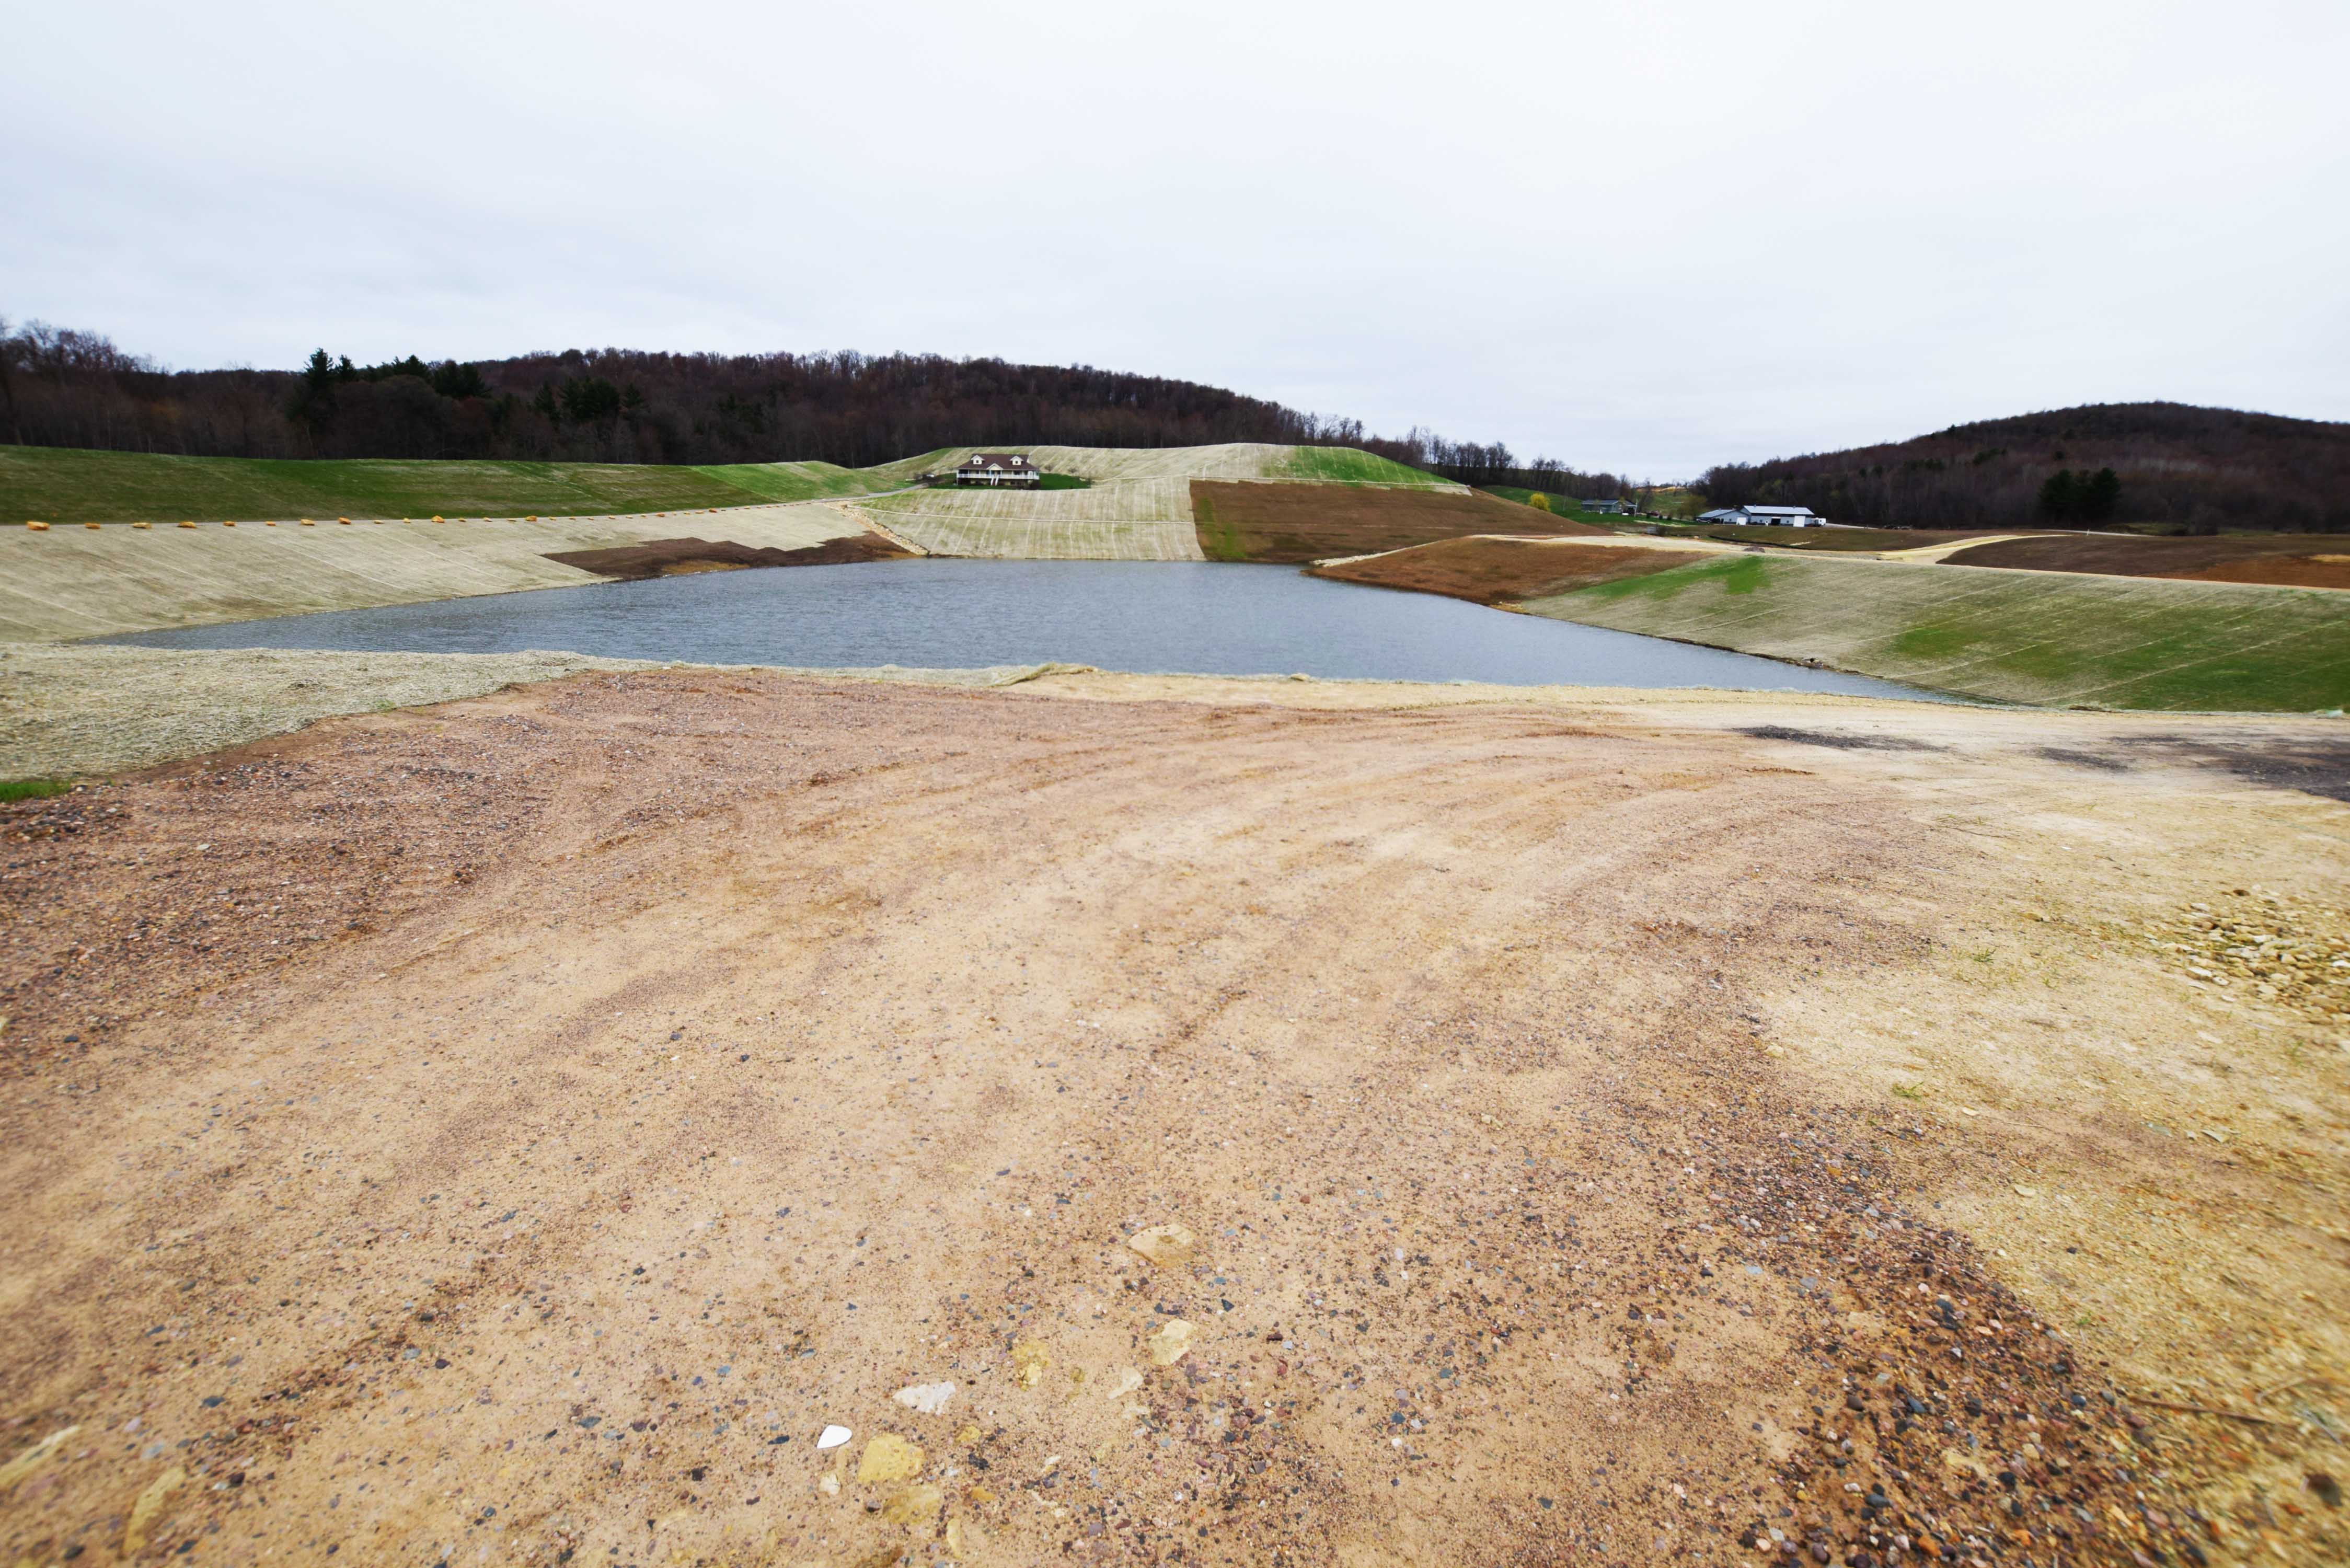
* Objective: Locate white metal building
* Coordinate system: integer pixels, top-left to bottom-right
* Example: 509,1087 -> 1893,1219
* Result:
1700,505 -> 1822,527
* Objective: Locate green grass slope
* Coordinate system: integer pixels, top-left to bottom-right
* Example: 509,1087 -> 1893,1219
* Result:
2,445 -> 774,523
3,443 -> 1433,525
1520,554 -> 2350,711
1273,447 -> 1449,486
688,459 -> 909,503
1478,486 -> 1639,527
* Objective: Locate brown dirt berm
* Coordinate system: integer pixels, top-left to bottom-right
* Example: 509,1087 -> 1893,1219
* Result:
543,531 -> 913,579
1942,533 -> 2350,590
1190,480 -> 1604,563
1308,537 -> 1696,604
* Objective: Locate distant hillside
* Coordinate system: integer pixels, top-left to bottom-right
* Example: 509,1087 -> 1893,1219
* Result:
0,320 -> 1441,473
1701,402 -> 2350,534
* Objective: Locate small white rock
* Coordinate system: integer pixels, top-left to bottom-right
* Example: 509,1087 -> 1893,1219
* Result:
892,1381 -> 955,1415
816,1424 -> 853,1450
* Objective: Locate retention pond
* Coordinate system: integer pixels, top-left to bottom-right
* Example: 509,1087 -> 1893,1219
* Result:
107,559 -> 1943,697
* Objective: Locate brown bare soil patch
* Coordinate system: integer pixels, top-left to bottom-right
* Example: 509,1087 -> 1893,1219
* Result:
2181,556 -> 2350,591
1191,480 -> 1605,563
1309,536 -> 1694,604
1943,533 -> 2350,590
544,529 -> 912,579
2,672 -> 2344,1565
1694,526 -> 2046,552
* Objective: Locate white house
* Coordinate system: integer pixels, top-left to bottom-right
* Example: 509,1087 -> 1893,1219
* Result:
954,452 -> 1041,487
1700,504 -> 1822,527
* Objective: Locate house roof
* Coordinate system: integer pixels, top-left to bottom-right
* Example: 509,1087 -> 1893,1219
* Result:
958,452 -> 1036,469
1740,505 -> 1816,516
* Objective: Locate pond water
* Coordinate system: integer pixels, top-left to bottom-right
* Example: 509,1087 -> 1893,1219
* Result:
109,559 -> 1943,698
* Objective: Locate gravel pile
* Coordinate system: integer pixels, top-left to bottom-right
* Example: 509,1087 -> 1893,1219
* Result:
2145,889 -> 2350,1028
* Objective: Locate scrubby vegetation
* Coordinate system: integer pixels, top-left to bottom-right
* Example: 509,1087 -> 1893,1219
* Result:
1481,486 -> 1635,527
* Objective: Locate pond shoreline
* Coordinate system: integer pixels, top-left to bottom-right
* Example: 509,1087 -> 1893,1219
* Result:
97,557 -> 1942,704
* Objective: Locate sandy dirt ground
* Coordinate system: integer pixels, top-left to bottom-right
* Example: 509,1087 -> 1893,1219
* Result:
0,643 -> 1088,780
3,671 -> 2347,1567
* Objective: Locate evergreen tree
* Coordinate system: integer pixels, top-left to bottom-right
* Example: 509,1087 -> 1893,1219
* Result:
2038,469 -> 2079,521
290,347 -> 341,435
2080,467 -> 2121,524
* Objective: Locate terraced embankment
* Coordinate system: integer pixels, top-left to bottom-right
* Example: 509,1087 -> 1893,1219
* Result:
851,445 -> 1470,560
0,444 -> 934,524
854,481 -> 1211,560
1521,553 -> 2350,711
2,663 -> 2344,1565
0,504 -> 873,641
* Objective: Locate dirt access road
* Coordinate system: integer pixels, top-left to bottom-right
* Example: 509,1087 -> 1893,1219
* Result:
4,671 -> 2346,1566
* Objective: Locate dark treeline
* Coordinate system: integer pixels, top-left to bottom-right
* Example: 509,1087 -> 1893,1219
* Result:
1424,437 -> 1625,499
1,319 -> 1595,478
1700,403 -> 2350,534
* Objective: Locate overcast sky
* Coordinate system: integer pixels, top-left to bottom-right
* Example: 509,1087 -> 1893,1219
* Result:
7,0 -> 2345,477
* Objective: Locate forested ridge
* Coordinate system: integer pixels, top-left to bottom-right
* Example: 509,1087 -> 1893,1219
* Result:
0,319 -> 1621,486
1701,403 -> 2350,534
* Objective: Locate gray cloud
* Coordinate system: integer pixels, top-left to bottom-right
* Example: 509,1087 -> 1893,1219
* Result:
7,0 -> 2344,476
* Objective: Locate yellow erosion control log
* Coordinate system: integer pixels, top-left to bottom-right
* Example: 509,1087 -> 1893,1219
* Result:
25,520 -> 49,530
432,514 -> 445,522
301,518 -> 316,526
179,520 -> 196,528
84,522 -> 100,529
223,520 -> 236,527
133,521 -> 151,529
338,516 -> 351,523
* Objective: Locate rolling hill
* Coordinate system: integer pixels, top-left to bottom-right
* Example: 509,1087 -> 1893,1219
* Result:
1701,402 -> 2350,534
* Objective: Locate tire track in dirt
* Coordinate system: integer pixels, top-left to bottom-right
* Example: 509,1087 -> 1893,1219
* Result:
0,672 -> 2286,1565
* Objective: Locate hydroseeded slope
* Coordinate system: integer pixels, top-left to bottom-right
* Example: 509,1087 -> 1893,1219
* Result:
855,481 -> 1207,559
687,459 -> 921,503
1015,444 -> 1298,482
855,445 -> 1464,559
1009,443 -> 1457,487
0,503 -> 868,641
1,445 -> 772,523
1520,552 -> 2350,710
